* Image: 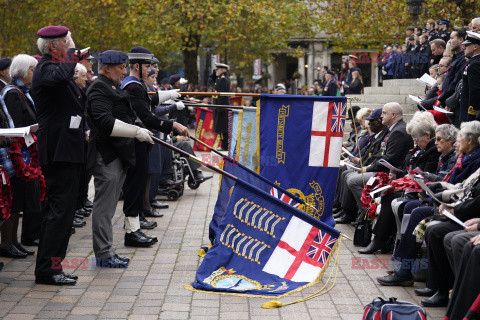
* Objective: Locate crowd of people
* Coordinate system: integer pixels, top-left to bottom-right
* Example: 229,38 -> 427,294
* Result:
377,18 -> 480,85
0,25 -> 217,285
0,17 -> 479,319
333,17 -> 480,318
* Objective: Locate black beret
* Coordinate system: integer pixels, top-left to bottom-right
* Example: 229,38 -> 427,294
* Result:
151,57 -> 159,64
98,50 -> 128,64
0,58 -> 12,71
148,67 -> 156,77
160,78 -> 169,85
37,25 -> 69,38
169,74 -> 181,85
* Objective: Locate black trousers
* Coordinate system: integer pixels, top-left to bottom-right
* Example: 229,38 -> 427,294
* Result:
123,140 -> 148,217
446,241 -> 480,320
35,162 -> 82,277
372,192 -> 402,240
425,221 -> 462,291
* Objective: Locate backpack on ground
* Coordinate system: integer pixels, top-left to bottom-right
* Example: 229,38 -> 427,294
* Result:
363,297 -> 427,320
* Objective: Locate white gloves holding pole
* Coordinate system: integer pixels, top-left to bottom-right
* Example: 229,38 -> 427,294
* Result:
110,119 -> 154,144
157,89 -> 181,104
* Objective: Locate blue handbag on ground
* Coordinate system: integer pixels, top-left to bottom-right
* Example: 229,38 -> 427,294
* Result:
363,297 -> 427,320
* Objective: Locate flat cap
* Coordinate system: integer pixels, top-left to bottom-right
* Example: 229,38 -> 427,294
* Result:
214,62 -> 229,70
0,58 -> 12,71
37,25 -> 69,38
98,50 -> 128,64
365,108 -> 382,120
169,74 -> 181,85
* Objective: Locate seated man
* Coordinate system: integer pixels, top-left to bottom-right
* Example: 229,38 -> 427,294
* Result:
336,103 -> 413,223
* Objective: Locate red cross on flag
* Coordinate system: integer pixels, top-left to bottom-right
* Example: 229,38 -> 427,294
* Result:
309,101 -> 346,167
262,216 -> 338,283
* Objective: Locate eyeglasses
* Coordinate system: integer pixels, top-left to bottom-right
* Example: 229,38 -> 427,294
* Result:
435,137 -> 444,142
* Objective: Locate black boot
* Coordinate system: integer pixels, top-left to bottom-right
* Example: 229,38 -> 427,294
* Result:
358,238 -> 387,254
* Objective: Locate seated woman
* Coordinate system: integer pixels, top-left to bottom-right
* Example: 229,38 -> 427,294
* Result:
358,114 -> 440,254
377,121 -> 480,294
376,124 -> 457,286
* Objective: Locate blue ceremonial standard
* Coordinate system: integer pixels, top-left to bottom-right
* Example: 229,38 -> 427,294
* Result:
189,179 -> 340,297
258,94 -> 348,227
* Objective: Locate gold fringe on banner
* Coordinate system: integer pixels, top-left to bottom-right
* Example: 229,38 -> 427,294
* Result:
184,233 -> 343,303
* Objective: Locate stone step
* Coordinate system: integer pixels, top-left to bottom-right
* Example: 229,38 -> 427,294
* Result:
364,86 -> 425,96
383,78 -> 420,87
348,94 -> 407,105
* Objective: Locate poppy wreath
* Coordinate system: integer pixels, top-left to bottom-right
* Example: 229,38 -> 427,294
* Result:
0,167 -> 12,222
8,134 -> 46,201
390,177 -> 422,192
360,171 -> 391,219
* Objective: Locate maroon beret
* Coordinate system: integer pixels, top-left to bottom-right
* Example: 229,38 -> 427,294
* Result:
37,26 -> 69,38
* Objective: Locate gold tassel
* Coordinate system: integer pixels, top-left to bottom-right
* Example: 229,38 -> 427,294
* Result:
261,300 -> 283,308
198,248 -> 206,257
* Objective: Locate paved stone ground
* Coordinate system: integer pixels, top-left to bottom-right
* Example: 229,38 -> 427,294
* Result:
0,164 -> 448,319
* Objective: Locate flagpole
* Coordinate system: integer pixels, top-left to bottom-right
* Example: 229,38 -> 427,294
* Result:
179,92 -> 260,97
182,102 -> 245,110
151,136 -> 237,181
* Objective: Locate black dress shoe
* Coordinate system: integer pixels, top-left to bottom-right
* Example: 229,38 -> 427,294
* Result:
143,209 -> 164,218
376,272 -> 414,286
193,170 -> 204,181
335,213 -> 354,224
0,245 -> 28,258
73,217 -> 86,228
137,230 -> 158,243
124,230 -> 154,247
421,291 -> 449,307
62,272 -> 78,280
140,219 -> 157,229
333,210 -> 345,219
95,256 -> 128,268
76,208 -> 90,217
74,213 -> 84,220
14,243 -> 35,255
22,239 -> 39,246
414,287 -> 436,297
84,199 -> 93,208
114,254 -> 130,263
150,200 -> 168,209
71,227 -> 76,235
35,273 -> 76,286
332,206 -> 342,215
358,239 -> 387,254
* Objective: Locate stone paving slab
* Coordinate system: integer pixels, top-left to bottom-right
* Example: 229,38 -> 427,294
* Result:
0,162 -> 447,319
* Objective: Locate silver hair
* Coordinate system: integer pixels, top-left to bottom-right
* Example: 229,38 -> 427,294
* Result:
410,111 -> 437,128
436,124 -> 458,141
9,54 -> 38,79
36,31 -> 71,55
75,63 -> 87,75
460,121 -> 480,146
472,17 -> 480,26
356,108 -> 372,121
407,120 -> 435,138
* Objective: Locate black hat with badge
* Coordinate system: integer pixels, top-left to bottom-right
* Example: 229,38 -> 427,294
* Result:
462,31 -> 480,46
0,58 -> 12,71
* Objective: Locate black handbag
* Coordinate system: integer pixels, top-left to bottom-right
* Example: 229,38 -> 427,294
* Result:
354,218 -> 372,247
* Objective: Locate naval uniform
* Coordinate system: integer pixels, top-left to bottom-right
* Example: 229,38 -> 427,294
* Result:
460,54 -> 480,122
121,76 -> 173,218
32,49 -> 85,278
212,71 -> 230,150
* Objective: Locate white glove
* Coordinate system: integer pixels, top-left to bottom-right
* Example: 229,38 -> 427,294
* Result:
110,119 -> 154,144
175,101 -> 185,110
157,89 -> 181,103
